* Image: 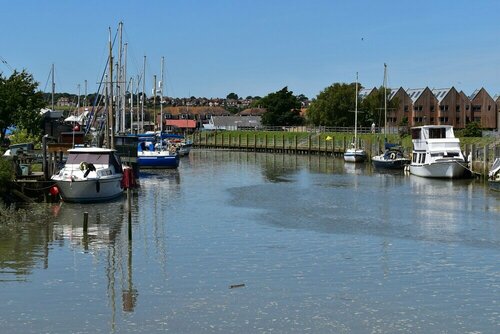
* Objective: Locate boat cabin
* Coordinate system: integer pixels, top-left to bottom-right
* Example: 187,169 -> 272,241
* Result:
411,125 -> 463,165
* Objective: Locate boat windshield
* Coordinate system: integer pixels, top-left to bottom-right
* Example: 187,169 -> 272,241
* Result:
428,128 -> 447,139
67,153 -> 110,165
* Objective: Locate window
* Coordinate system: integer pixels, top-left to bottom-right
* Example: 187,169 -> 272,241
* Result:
404,105 -> 409,112
456,105 -> 460,112
431,105 -> 435,112
466,105 -> 470,110
488,105 -> 491,111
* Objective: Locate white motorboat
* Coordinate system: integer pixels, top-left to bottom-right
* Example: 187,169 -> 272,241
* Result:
409,125 -> 467,178
51,147 -> 124,203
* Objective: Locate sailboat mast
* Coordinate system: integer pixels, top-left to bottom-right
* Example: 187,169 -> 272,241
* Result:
51,64 -> 55,112
354,72 -> 358,149
141,55 -> 146,133
384,63 -> 388,137
122,42 -> 128,133
160,56 -> 164,134
108,27 -> 115,149
130,76 -> 134,134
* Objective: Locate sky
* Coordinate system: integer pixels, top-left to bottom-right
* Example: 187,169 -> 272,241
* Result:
2,0 -> 500,100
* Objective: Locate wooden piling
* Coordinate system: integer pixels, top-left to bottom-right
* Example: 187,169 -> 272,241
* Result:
83,212 -> 89,232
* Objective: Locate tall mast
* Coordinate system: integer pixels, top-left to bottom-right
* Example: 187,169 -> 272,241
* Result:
160,56 -> 164,133
117,21 -> 123,133
141,55 -> 146,133
354,72 -> 358,149
130,76 -> 134,133
84,79 -> 87,109
51,63 -> 55,112
153,74 -> 157,131
384,63 -> 388,137
122,42 -> 128,133
108,27 -> 114,149
136,75 -> 140,134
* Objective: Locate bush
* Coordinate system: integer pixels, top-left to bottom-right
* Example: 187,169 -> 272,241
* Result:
0,157 -> 15,192
458,122 -> 482,137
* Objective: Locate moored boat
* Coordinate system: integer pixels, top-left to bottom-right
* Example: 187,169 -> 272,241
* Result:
162,133 -> 192,156
344,72 -> 367,163
137,135 -> 180,168
51,147 -> 124,203
371,64 -> 410,170
372,143 -> 410,169
488,158 -> 500,191
409,125 -> 467,178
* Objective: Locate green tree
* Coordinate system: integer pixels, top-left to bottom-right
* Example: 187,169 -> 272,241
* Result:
461,121 -> 482,137
360,87 -> 398,128
259,87 -> 304,126
0,70 -> 45,142
306,82 -> 357,126
226,92 -> 238,100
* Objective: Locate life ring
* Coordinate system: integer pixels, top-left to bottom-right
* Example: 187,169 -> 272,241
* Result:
79,162 -> 88,171
389,152 -> 396,159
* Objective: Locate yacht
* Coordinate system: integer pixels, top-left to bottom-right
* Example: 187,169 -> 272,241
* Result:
409,125 -> 467,178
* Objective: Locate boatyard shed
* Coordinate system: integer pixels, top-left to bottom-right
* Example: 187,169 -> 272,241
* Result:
203,116 -> 262,130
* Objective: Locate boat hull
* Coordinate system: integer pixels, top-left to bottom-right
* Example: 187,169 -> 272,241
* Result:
344,149 -> 367,163
372,156 -> 410,170
137,154 -> 180,168
178,143 -> 192,156
54,176 -> 124,203
488,180 -> 500,192
409,160 -> 467,178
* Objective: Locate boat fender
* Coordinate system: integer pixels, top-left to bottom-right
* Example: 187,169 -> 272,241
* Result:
390,152 -> 396,159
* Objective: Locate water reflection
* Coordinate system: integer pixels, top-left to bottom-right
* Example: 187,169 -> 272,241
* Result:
1,150 -> 499,333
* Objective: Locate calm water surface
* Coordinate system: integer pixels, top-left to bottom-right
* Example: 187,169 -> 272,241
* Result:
0,150 -> 499,333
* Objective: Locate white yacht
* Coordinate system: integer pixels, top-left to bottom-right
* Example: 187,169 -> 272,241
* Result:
409,125 -> 467,178
344,72 -> 367,163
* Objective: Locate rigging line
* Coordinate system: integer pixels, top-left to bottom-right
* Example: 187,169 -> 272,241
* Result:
0,55 -> 14,72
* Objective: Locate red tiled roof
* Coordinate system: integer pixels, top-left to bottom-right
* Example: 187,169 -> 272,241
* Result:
165,119 -> 197,128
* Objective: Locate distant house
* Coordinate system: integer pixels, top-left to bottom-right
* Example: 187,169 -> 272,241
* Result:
469,88 -> 497,129
57,97 -> 72,107
164,119 -> 197,133
203,116 -> 262,130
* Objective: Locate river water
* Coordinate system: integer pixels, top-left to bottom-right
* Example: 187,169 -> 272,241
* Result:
0,150 -> 499,333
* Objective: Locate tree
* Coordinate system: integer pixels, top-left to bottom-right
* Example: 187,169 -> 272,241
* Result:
306,82 -> 357,127
360,87 -> 398,128
461,121 -> 482,137
0,70 -> 45,142
259,87 -> 304,126
226,92 -> 238,100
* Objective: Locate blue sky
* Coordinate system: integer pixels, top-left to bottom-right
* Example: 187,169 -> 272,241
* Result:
2,0 -> 500,99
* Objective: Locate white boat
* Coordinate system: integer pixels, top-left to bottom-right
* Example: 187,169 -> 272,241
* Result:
344,72 -> 367,163
488,158 -> 500,191
51,147 -> 124,203
409,125 -> 467,178
372,64 -> 410,169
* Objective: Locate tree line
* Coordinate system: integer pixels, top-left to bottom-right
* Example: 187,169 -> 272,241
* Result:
1,68 -> 401,142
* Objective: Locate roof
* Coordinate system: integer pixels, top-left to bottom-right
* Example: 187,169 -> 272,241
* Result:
165,119 -> 197,129
358,87 -> 377,100
388,87 -> 403,101
469,88 -> 481,100
210,115 -> 261,128
405,88 -> 426,103
431,88 -> 451,103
